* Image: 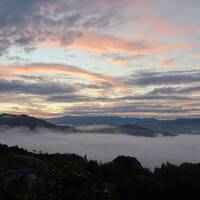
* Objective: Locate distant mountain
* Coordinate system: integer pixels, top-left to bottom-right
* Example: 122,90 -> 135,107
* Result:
77,124 -> 172,137
49,116 -> 158,126
0,114 -> 77,132
138,118 -> 200,134
118,124 -> 173,137
49,115 -> 200,134
0,114 -> 173,137
2,114 -> 199,136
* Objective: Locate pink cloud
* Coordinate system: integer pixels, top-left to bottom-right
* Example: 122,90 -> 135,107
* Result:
68,32 -> 193,54
0,64 -> 130,96
159,58 -> 177,68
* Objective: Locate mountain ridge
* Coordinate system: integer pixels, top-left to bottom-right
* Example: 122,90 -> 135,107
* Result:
2,113 -> 200,136
49,115 -> 200,134
0,113 -> 172,137
0,113 -> 77,132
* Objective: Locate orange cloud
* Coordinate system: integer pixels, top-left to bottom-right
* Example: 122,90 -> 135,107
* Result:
0,64 -> 130,96
70,32 -> 147,53
45,32 -> 192,55
159,58 -> 176,68
112,57 -> 127,65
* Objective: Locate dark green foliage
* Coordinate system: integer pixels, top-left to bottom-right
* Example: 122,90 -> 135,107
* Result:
1,144 -> 200,199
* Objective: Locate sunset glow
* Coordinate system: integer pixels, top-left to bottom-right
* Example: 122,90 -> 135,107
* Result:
0,0 -> 199,118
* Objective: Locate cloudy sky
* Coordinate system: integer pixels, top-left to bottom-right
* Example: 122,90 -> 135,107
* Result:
0,0 -> 200,118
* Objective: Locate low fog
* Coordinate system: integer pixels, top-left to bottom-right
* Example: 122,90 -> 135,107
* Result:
1,127 -> 200,169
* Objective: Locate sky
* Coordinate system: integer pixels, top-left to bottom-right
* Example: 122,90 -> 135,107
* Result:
0,0 -> 200,118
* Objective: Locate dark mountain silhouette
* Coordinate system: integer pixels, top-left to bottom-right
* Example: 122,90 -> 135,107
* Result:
49,115 -> 200,134
1,143 -> 200,199
118,124 -> 173,137
0,114 -> 77,132
1,113 -> 198,136
49,115 -> 158,126
118,124 -> 155,136
0,114 -> 173,137
77,123 -> 173,137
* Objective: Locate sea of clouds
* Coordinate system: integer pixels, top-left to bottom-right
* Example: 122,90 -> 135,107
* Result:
1,126 -> 200,169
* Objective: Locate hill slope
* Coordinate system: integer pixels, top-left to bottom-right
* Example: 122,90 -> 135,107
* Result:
1,143 -> 200,199
0,114 -> 77,132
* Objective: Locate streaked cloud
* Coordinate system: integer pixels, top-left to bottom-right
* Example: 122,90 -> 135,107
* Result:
0,64 -> 130,95
126,70 -> 200,86
0,79 -> 75,95
159,58 -> 177,68
69,32 -> 193,55
0,0 -> 199,118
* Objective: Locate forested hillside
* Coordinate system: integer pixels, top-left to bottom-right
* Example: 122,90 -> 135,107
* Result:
1,144 -> 200,200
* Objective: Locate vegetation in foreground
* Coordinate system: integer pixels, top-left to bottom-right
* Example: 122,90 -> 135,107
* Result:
0,143 -> 200,200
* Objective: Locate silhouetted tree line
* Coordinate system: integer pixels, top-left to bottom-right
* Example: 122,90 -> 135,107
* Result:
0,143 -> 200,199
0,143 -> 30,155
